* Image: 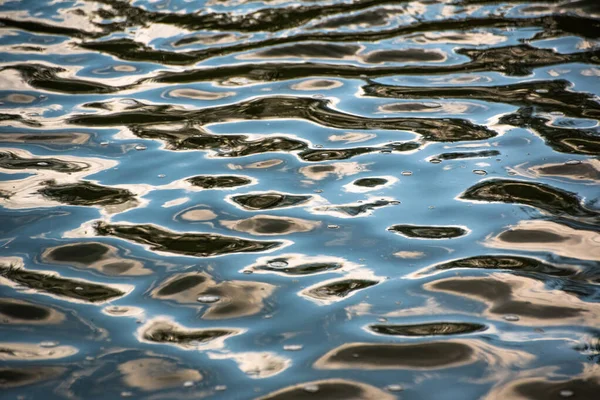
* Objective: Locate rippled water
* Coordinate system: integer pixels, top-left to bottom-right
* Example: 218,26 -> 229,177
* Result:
1,0 -> 600,398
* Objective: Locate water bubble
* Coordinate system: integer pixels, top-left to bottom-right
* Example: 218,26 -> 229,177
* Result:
100,141 -> 109,146
565,160 -> 581,165
378,317 -> 387,322
196,294 -> 220,303
215,385 -> 227,391
303,384 -> 319,393
314,144 -> 323,148
121,392 -> 133,397
401,171 -> 412,176
503,314 -> 520,322
473,169 -> 487,175
559,390 -> 574,398
157,174 -> 166,178
268,260 -> 288,269
386,384 -> 404,392
134,144 -> 147,151
39,341 -> 59,348
183,381 -> 194,388
283,344 -> 303,351
327,224 -> 340,229
314,189 -> 323,193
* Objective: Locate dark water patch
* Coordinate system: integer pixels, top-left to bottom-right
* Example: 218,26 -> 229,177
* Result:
38,181 -> 138,207
141,320 -> 238,347
0,17 -> 101,39
0,298 -> 62,324
453,44 -> 599,76
389,225 -> 467,239
259,379 -> 394,400
0,151 -> 87,173
0,367 -> 65,389
156,275 -> 207,297
95,222 -> 282,257
222,215 -> 320,235
532,160 -> 600,181
362,49 -> 446,63
315,342 -> 475,369
174,131 -> 307,156
498,229 -> 565,243
430,255 -> 574,277
79,38 -> 201,65
430,276 -> 585,319
70,97 -> 496,142
254,261 -> 342,276
100,124 -> 308,155
364,79 -> 600,120
44,242 -> 110,264
502,376 -> 600,400
303,279 -> 378,302
173,32 -> 242,47
299,142 -> 420,161
312,8 -> 392,29
0,113 -> 42,127
461,179 -> 600,221
42,242 -> 150,276
434,150 -> 500,160
500,108 -> 600,155
231,192 -> 312,210
369,322 -> 487,336
2,64 -> 123,94
314,199 -> 392,217
380,102 -> 443,112
242,43 -> 361,59
151,272 -> 274,319
0,132 -> 90,146
186,175 -> 252,189
485,220 -> 600,262
0,265 -> 125,303
353,177 -> 388,187
243,254 -> 356,276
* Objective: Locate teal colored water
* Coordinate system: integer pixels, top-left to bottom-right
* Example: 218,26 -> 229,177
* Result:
1,0 -> 599,398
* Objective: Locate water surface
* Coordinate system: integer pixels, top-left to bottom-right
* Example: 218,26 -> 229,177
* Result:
1,0 -> 600,398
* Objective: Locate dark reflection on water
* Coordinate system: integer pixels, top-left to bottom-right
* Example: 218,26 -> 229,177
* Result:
1,0 -> 600,398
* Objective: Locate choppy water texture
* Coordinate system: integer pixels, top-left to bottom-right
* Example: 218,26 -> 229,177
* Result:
1,0 -> 599,398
